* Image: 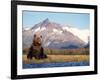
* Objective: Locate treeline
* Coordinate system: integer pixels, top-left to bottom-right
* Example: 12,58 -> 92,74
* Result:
23,48 -> 89,55
44,48 -> 89,55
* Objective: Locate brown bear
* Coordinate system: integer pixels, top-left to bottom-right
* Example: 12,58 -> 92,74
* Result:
27,33 -> 47,60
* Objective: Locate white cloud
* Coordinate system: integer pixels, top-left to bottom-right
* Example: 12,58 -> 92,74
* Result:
63,26 -> 89,43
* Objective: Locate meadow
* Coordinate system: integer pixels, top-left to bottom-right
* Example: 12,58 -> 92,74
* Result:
23,48 -> 89,64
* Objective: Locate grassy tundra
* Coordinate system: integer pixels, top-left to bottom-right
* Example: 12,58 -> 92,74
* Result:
23,48 -> 89,64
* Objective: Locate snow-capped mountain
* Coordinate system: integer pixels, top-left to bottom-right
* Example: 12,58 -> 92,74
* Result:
23,18 -> 87,49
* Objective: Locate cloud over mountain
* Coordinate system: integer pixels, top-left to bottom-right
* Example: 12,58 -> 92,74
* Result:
62,26 -> 89,43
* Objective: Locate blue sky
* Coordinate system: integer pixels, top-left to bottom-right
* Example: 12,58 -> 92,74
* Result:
22,11 -> 90,29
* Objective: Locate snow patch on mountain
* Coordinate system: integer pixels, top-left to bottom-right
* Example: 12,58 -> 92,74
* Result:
45,42 -> 51,47
23,27 -> 31,30
41,27 -> 46,31
34,27 -> 40,33
53,29 -> 62,34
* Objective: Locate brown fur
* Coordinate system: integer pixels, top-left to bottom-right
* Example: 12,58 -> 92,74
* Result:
27,33 -> 47,59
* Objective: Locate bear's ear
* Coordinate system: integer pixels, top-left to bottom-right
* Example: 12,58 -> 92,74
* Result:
34,34 -> 36,38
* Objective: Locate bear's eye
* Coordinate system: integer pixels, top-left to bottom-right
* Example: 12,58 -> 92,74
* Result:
34,34 -> 36,37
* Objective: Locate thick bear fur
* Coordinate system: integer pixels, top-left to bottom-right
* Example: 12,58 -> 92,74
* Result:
27,33 -> 47,60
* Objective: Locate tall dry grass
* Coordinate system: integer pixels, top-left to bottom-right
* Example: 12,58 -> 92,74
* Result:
23,54 -> 89,64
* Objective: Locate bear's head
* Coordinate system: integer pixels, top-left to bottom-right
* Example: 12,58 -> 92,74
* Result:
33,33 -> 42,46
